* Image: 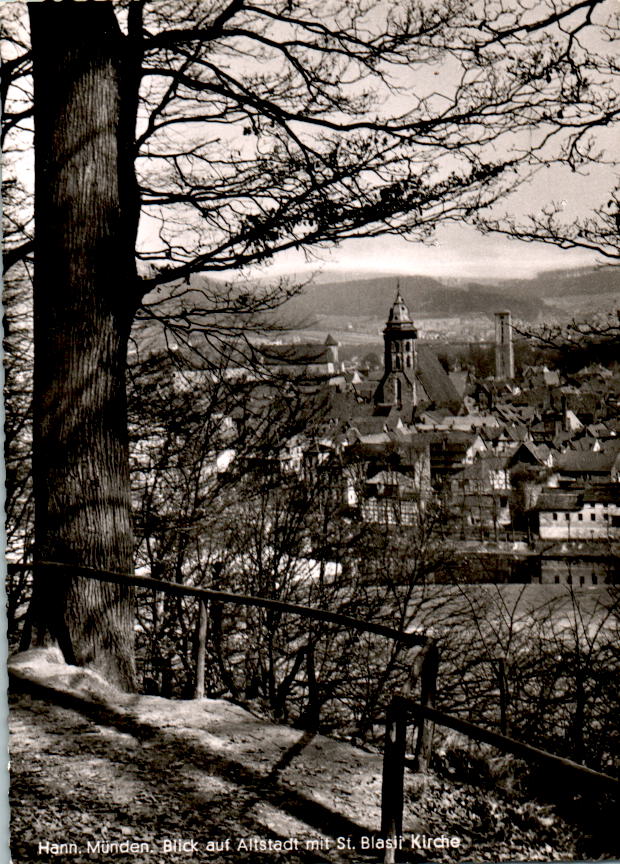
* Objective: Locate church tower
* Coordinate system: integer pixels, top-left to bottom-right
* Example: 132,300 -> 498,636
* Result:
494,310 -> 514,380
374,291 -> 418,412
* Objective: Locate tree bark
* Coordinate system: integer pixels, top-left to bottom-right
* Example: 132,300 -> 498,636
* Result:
27,1 -> 141,690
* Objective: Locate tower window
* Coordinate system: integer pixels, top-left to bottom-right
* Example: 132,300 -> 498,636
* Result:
395,379 -> 402,404
395,355 -> 401,370
406,356 -> 412,368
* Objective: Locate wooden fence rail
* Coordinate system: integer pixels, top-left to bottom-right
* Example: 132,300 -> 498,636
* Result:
9,560 -> 618,863
381,694 -> 620,863
8,560 -> 428,650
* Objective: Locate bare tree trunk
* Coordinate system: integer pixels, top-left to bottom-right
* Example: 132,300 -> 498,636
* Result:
26,1 -> 141,690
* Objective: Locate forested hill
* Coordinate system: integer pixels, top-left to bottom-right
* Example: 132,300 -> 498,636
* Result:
503,265 -> 619,297
276,275 -> 543,323
258,264 -> 618,327
149,265 -> 618,335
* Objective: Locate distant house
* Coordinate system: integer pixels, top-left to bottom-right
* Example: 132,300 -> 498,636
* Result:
471,379 -> 516,412
343,370 -> 363,386
279,435 -> 307,474
535,546 -> 619,586
575,363 -> 613,381
447,456 -> 512,531
243,434 -> 307,476
347,414 -> 405,438
530,408 -> 583,443
588,422 -> 620,445
522,365 -> 560,389
343,431 -> 431,516
403,430 -> 486,484
361,469 -> 427,525
535,485 -> 620,541
450,456 -> 511,494
416,412 -> 501,433
556,450 -> 620,484
569,436 -> 602,453
259,335 -> 344,380
482,421 -> 531,455
501,405 -> 540,424
352,377 -> 379,402
456,491 -> 512,530
508,441 -> 555,470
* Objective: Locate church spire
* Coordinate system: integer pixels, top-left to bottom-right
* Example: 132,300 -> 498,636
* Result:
373,290 -> 418,415
387,288 -> 412,325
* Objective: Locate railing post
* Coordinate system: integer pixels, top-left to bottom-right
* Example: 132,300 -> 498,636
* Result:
194,598 -> 208,699
305,639 -> 320,731
381,696 -> 406,864
412,641 -> 438,774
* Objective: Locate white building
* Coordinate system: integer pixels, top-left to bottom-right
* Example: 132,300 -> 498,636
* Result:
536,486 -> 620,540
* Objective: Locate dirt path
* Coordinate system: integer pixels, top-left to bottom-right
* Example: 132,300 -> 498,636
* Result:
9,649 -> 422,864
8,649 -> 606,864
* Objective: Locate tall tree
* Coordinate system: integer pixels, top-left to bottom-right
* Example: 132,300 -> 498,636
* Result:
2,0 -> 618,688
25,2 -> 141,687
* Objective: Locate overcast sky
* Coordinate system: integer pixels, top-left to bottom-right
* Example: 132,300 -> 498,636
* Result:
261,225 -> 597,281
134,0 -> 619,283
251,1 -> 618,283
260,140 -> 614,281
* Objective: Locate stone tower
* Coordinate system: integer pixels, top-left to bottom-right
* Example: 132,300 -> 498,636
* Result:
495,310 -> 514,380
374,291 -> 418,411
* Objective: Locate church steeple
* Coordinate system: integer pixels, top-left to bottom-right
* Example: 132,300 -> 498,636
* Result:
374,289 -> 419,414
384,291 -> 417,373
387,290 -> 411,324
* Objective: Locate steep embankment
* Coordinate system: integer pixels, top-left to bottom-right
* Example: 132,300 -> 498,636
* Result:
8,649 -> 606,864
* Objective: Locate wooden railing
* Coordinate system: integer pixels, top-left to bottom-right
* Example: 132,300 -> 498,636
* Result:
8,559 -> 429,649
380,693 -> 620,864
12,559 -> 617,863
9,557 -> 433,711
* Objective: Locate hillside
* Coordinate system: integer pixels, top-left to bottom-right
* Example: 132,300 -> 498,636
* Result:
9,649 -> 616,864
158,265 -> 618,335
273,265 -> 619,325
269,275 -> 543,325
497,265 -> 620,298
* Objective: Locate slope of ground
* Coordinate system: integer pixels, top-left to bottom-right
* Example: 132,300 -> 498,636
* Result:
8,649 -> 610,863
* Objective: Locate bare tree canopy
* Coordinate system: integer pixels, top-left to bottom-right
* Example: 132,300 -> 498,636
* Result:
3,0 -> 619,285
